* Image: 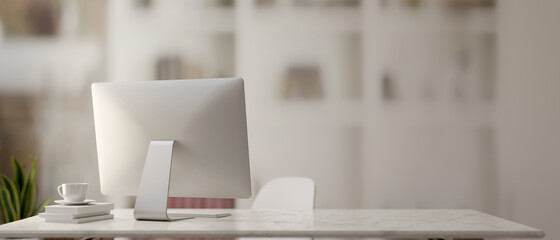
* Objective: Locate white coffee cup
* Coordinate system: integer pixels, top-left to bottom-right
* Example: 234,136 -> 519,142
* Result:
57,183 -> 88,202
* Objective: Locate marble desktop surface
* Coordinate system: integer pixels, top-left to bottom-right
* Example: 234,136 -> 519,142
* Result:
0,209 -> 544,239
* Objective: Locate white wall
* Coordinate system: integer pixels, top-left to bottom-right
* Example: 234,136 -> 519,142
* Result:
497,0 -> 560,239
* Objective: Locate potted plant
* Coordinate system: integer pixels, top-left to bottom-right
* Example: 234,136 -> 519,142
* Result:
0,156 -> 53,224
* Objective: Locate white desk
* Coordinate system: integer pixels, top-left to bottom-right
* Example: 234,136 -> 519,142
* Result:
0,208 -> 544,239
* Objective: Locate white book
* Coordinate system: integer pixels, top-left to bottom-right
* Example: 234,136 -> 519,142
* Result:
39,210 -> 111,219
44,213 -> 114,224
45,202 -> 114,215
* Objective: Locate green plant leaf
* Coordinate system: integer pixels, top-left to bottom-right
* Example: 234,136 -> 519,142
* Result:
24,182 -> 38,218
0,187 -> 17,223
31,196 -> 54,216
19,177 -> 30,218
29,156 -> 38,210
21,159 -> 38,219
2,155 -> 49,222
11,157 -> 25,193
0,175 -> 20,218
0,186 -> 9,223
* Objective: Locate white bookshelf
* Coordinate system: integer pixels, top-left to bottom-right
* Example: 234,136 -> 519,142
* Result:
362,0 -> 497,212
106,0 -> 497,211
235,0 -> 363,209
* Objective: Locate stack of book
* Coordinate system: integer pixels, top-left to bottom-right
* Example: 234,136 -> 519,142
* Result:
40,202 -> 114,224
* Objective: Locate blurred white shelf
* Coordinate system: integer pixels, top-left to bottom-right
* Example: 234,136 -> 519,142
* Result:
0,38 -> 101,54
0,38 -> 101,95
128,8 -> 235,35
253,7 -> 361,35
466,8 -> 496,35
260,100 -> 362,127
365,102 -> 495,128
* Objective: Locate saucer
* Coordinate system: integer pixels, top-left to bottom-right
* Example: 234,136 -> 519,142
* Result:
55,199 -> 95,205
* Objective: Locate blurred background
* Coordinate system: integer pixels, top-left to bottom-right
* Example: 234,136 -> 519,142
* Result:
0,0 -> 558,238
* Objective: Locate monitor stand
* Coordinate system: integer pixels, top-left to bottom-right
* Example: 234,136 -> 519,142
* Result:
133,140 -> 232,221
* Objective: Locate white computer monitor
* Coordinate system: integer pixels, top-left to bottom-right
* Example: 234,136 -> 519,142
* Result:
91,78 -> 251,221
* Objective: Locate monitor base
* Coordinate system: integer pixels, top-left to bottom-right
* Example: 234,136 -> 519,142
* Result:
135,212 -> 231,222
133,140 -> 231,221
168,213 -> 232,218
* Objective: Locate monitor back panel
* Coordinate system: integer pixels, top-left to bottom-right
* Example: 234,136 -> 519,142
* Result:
92,78 -> 251,198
